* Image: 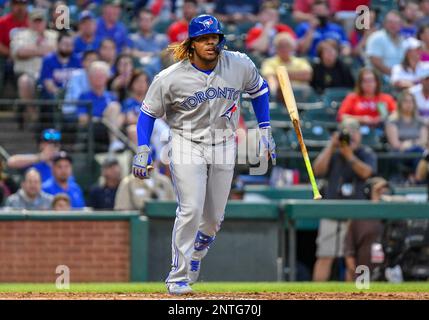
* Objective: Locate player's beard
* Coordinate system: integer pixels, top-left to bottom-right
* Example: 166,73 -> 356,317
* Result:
193,48 -> 219,64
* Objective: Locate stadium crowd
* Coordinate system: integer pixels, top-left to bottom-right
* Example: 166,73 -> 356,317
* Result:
0,0 -> 429,282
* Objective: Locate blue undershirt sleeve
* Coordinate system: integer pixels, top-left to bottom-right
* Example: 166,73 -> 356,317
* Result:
137,111 -> 156,146
250,80 -> 271,128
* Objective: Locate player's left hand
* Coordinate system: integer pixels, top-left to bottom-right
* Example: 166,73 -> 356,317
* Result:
259,127 -> 277,165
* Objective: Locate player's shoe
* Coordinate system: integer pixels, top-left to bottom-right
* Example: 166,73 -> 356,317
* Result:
166,281 -> 193,295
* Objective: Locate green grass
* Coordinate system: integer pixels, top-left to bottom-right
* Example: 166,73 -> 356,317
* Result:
0,282 -> 428,293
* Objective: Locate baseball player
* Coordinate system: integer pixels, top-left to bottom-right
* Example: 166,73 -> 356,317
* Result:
132,14 -> 276,294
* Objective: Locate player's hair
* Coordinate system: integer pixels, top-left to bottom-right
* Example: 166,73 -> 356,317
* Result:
167,38 -> 193,61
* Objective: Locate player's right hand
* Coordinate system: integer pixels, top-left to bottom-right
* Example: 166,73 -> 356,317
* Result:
259,127 -> 277,166
132,145 -> 152,179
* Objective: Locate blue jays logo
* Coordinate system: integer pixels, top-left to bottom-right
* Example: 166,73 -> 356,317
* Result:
221,102 -> 238,120
200,18 -> 213,29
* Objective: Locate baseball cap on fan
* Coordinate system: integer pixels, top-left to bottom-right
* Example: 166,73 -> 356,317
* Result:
78,10 -> 95,23
41,128 -> 62,143
30,8 -> 47,21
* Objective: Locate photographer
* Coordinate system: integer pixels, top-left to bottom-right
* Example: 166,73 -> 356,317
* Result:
416,149 -> 429,200
312,118 -> 377,281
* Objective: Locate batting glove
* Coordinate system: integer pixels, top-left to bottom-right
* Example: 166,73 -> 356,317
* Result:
132,145 -> 153,179
259,127 -> 277,165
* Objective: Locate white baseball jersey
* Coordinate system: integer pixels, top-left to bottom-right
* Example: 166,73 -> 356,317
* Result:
141,50 -> 268,286
140,50 -> 267,144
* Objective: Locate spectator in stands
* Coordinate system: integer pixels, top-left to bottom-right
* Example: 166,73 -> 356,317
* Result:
108,53 -> 134,103
96,0 -> 129,53
292,0 -> 337,24
417,24 -> 429,61
310,39 -> 355,94
295,0 -> 350,58
214,0 -> 260,24
130,9 -> 169,77
98,38 -> 117,70
349,8 -> 379,62
39,31 -> 81,99
77,61 -> 124,152
246,1 -> 296,57
385,91 -> 427,176
10,8 -> 57,127
312,118 -> 377,281
0,0 -> 28,95
0,160 -> 18,206
122,70 -> 150,126
5,168 -> 53,210
409,67 -> 429,122
42,151 -> 85,209
63,50 -> 99,121
366,10 -> 406,80
73,10 -> 101,61
88,157 -> 121,209
261,33 -> 312,99
337,68 -> 397,127
391,37 -> 429,90
7,128 -> 62,183
114,169 -> 174,210
400,0 -> 419,38
52,193 -> 71,211
416,0 -> 429,27
167,0 -> 198,43
0,0 -> 28,59
344,177 -> 389,281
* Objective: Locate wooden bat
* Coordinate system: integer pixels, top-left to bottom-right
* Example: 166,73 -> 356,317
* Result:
276,66 -> 322,200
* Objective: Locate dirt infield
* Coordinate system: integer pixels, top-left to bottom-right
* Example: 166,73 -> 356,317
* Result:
0,292 -> 428,300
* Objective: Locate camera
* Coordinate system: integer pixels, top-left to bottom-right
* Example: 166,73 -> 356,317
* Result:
339,129 -> 351,146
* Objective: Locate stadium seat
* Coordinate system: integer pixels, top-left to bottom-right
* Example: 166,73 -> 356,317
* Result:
293,86 -> 320,103
153,20 -> 172,34
360,125 -> 382,150
285,123 -> 330,150
323,87 -> 351,109
301,107 -> 338,129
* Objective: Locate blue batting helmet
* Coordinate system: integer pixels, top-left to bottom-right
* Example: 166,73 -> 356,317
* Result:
188,14 -> 226,52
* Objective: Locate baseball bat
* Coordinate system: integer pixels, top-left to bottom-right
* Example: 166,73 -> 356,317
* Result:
276,66 -> 322,200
